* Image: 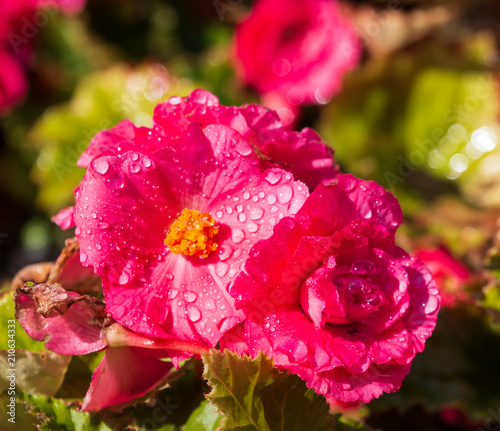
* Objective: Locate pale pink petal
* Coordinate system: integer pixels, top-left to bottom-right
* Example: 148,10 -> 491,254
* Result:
51,206 -> 75,230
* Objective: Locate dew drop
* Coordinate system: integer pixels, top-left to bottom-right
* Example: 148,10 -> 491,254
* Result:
291,340 -> 309,361
231,228 -> 245,244
142,156 -> 152,168
167,288 -> 178,299
131,153 -> 139,162
351,259 -> 375,274
246,221 -> 259,233
265,170 -> 281,185
92,157 -> 110,175
243,191 -> 251,200
204,297 -> 216,310
238,213 -> 247,223
80,252 -> 87,263
186,305 -> 202,322
266,194 -> 277,205
218,245 -> 233,261
215,262 -> 229,278
423,295 -> 439,314
119,271 -> 130,285
249,207 -> 264,220
184,291 -> 198,303
225,206 -> 233,215
277,184 -> 293,204
130,163 -> 141,174
236,204 -> 244,213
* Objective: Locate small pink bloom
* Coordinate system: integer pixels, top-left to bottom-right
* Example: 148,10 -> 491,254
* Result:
0,0 -> 86,113
416,247 -> 470,307
78,89 -> 339,190
73,97 -> 311,348
225,174 -> 439,403
235,0 -> 360,106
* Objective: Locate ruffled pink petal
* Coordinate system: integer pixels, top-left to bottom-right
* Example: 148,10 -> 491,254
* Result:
51,206 -> 75,230
297,175 -> 403,235
81,346 -> 173,411
264,311 -> 368,373
77,120 -> 162,168
289,360 -> 411,403
15,289 -> 106,355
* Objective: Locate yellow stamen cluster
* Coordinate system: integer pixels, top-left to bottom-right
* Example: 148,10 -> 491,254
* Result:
165,209 -> 219,258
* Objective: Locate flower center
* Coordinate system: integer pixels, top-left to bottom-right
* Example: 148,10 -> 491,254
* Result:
165,208 -> 219,258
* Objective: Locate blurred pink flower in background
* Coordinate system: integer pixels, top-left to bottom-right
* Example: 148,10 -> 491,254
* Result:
0,0 -> 86,114
235,0 -> 360,125
416,247 -> 471,307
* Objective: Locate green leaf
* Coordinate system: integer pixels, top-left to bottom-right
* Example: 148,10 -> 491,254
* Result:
202,349 -> 332,431
334,415 -> 377,430
19,392 -> 114,431
184,400 -> 222,431
0,350 -> 71,397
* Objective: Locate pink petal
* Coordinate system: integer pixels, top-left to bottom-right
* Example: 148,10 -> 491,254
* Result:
81,346 -> 173,411
77,120 -> 161,168
297,175 -> 403,234
51,206 -> 75,230
15,285 -> 106,355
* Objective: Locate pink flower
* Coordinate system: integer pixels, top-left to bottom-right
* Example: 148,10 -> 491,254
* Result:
415,247 -> 470,307
78,89 -> 339,190
0,0 -> 86,113
69,93 -> 313,349
235,0 -> 360,106
224,174 -> 440,403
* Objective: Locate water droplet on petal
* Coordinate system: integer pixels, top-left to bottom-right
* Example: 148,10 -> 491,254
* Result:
238,213 -> 247,223
423,295 -> 439,314
249,207 -> 264,220
80,252 -> 87,263
167,288 -> 178,299
351,259 -> 375,275
243,191 -> 250,200
184,291 -> 198,303
186,305 -> 202,322
266,194 -> 277,205
277,184 -> 293,204
246,221 -> 259,233
92,158 -> 110,175
215,262 -> 229,278
204,297 -> 216,310
130,163 -> 141,174
236,204 -> 244,213
291,340 -> 309,361
119,271 -> 130,285
142,156 -> 152,168
265,170 -> 282,185
231,228 -> 245,243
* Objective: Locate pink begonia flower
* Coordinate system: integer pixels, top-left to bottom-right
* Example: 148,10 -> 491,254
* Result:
235,0 -> 360,107
0,0 -> 86,113
66,93 -> 313,349
77,89 -> 339,190
416,247 -> 470,307
224,174 -> 440,403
